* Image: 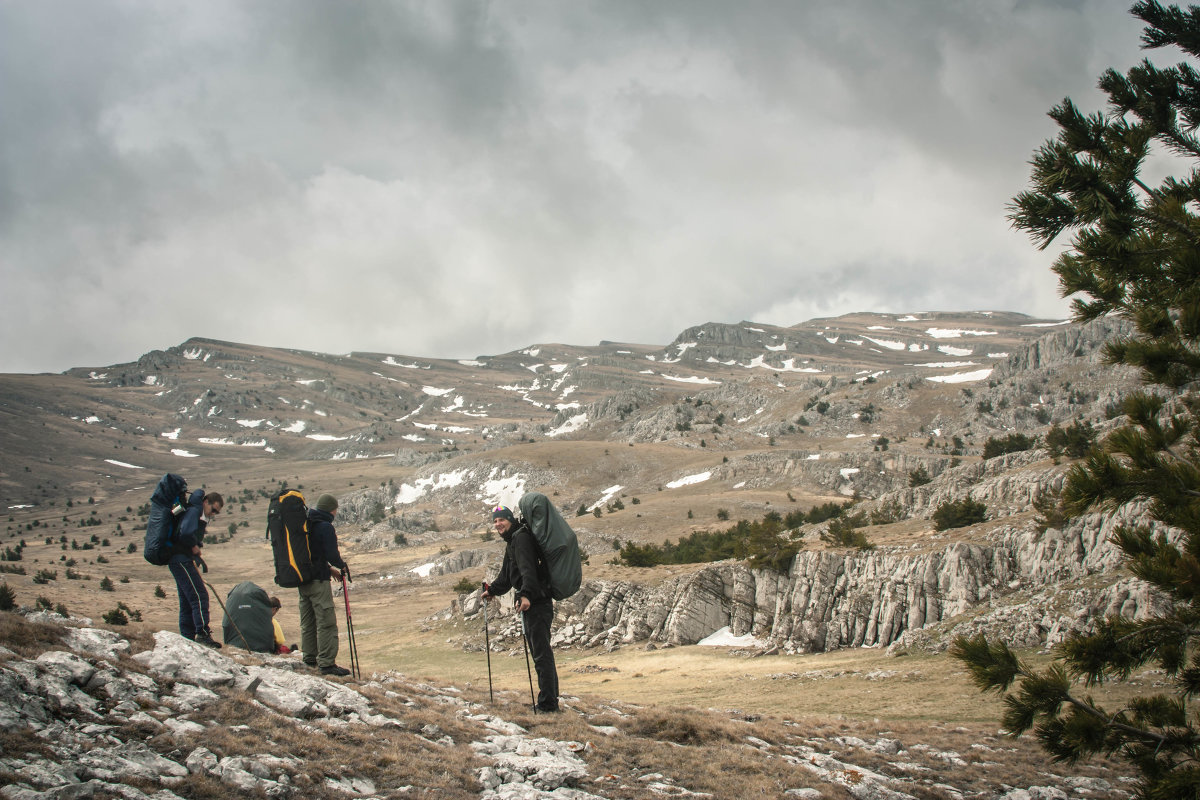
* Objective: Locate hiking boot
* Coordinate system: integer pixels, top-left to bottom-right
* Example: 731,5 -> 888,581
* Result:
195,633 -> 222,649
320,664 -> 350,677
532,703 -> 560,713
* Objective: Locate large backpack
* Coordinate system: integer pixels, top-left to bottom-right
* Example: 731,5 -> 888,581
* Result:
144,473 -> 189,566
518,491 -> 582,600
268,489 -> 314,588
222,581 -> 276,652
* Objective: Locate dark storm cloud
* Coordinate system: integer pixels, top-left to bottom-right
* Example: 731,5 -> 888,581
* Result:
0,1 -> 1154,372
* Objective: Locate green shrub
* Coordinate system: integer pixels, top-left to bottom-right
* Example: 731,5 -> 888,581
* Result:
1033,490 -> 1071,533
821,513 -> 874,550
932,498 -> 987,530
1044,419 -> 1097,459
617,511 -> 802,573
983,433 -> 1037,459
618,542 -> 662,567
869,499 -> 905,526
908,466 -> 932,487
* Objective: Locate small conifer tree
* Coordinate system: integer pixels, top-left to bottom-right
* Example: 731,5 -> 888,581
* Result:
0,582 -> 15,611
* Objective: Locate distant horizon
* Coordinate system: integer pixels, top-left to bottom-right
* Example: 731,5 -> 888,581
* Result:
9,308 -> 1074,376
1,3 -> 1129,375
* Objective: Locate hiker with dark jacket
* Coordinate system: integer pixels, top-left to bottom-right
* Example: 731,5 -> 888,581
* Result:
170,490 -> 224,648
300,494 -> 351,676
482,505 -> 560,712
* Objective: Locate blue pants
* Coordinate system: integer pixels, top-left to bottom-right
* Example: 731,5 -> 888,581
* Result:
169,554 -> 210,639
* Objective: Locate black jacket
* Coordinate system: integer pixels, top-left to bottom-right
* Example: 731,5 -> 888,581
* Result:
306,508 -> 347,581
487,522 -> 551,606
175,489 -> 208,555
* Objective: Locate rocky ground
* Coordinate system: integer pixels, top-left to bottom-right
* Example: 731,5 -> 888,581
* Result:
0,610 -> 1134,800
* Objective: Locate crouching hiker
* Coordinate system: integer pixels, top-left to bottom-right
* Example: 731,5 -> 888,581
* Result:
269,596 -> 296,654
299,494 -> 351,677
482,505 -> 560,712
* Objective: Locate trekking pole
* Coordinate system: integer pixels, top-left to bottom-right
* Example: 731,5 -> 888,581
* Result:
482,594 -> 494,704
203,580 -> 246,649
520,610 -> 537,713
340,573 -> 361,680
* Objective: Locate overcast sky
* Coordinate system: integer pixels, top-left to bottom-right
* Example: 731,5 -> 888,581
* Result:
0,1 -> 1156,374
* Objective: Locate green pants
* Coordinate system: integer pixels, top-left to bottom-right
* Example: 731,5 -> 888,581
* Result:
297,579 -> 339,668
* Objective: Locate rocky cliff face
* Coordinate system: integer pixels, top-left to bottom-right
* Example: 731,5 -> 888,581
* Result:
543,500 -> 1167,656
519,447 -> 1171,657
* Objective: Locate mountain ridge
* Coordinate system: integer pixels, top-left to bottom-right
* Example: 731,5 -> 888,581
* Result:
0,308 -> 1155,796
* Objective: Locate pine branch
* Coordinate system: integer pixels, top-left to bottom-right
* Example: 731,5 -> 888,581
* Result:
1133,204 -> 1200,248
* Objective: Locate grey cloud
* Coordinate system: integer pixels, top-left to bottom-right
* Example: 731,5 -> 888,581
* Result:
0,0 -> 1157,372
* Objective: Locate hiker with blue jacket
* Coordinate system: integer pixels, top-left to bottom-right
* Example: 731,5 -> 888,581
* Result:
482,505 -> 560,712
170,490 -> 224,648
300,494 -> 351,677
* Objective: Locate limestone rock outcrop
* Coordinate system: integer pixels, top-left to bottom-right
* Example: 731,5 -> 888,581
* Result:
536,501 -> 1169,655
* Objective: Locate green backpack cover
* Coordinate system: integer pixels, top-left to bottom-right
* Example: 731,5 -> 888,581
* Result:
518,491 -> 582,600
222,581 -> 276,653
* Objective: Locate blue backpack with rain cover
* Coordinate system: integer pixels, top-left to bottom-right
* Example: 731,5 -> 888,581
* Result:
144,473 -> 189,565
